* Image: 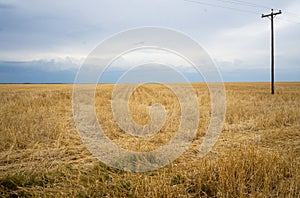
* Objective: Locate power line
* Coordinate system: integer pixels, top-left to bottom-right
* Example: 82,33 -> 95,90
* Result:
214,0 -> 271,10
184,0 -> 260,14
229,0 -> 271,9
184,0 -> 300,25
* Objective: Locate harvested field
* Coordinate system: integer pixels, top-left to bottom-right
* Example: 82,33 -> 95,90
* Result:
0,82 -> 299,197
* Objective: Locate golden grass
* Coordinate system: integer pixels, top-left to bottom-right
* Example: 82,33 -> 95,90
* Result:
0,82 -> 299,197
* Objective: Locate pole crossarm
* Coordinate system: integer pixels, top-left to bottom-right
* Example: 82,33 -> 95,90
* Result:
262,10 -> 282,18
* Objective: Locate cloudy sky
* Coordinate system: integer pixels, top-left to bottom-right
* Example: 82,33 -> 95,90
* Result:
0,0 -> 299,83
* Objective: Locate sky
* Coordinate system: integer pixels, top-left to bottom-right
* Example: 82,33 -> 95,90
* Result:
0,0 -> 299,83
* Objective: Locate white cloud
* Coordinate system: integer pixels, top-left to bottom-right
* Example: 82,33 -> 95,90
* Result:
0,0 -> 299,82
117,49 -> 191,68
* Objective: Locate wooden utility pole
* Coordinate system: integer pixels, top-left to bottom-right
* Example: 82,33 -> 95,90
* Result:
262,9 -> 282,94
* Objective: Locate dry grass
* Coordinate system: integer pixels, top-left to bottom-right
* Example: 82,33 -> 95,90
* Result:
0,82 -> 299,197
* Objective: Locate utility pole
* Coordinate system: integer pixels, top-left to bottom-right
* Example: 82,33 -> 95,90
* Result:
262,9 -> 282,94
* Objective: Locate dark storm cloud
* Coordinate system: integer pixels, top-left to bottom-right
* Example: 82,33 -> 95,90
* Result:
0,60 -> 78,83
0,2 -> 15,10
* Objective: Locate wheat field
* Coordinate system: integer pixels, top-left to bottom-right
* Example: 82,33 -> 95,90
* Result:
0,82 -> 299,197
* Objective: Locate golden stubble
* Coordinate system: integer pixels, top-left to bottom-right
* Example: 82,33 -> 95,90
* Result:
0,82 -> 299,197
